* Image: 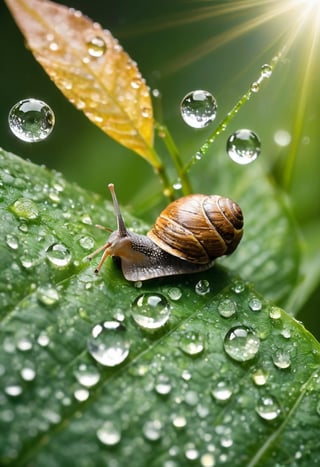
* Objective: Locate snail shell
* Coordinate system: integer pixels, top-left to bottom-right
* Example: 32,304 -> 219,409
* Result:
148,194 -> 243,264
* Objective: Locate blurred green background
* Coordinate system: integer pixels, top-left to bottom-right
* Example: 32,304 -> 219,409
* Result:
1,0 -> 319,337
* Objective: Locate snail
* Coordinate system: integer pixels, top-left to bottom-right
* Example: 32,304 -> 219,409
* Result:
87,184 -> 244,281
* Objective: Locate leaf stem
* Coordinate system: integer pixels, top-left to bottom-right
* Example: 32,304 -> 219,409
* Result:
155,123 -> 193,195
182,53 -> 283,175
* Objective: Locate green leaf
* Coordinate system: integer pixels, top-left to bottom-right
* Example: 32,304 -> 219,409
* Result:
1,148 -> 320,466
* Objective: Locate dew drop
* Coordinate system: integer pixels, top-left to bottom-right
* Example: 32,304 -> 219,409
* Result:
37,332 -> 50,347
226,129 -> 261,165
87,321 -> 130,367
6,234 -> 19,250
79,235 -> 95,250
218,298 -> 237,318
46,243 -> 72,267
248,297 -> 262,312
269,306 -> 282,320
143,419 -> 162,441
131,78 -> 141,89
195,279 -> 210,296
155,374 -> 172,395
5,384 -> 23,397
167,287 -> 182,301
252,368 -> 268,386
261,64 -> 272,78
231,280 -> 246,294
250,81 -> 260,93
180,90 -> 217,128
37,286 -> 60,307
97,421 -> 121,446
185,443 -> 199,461
17,336 -> 33,351
11,197 -> 39,220
179,331 -> 205,356
86,36 -> 107,57
172,414 -> 187,429
8,98 -> 55,142
21,366 -> 36,382
211,380 -> 233,402
131,293 -> 171,330
201,453 -> 216,467
255,395 -> 281,421
74,364 -> 100,387
272,349 -> 291,369
74,388 -> 89,402
224,326 -> 260,362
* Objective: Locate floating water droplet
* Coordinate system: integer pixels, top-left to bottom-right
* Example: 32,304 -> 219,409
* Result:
155,374 -> 172,395
274,130 -> 291,147
252,368 -> 268,386
226,129 -> 261,165
46,243 -> 72,267
74,363 -> 100,387
261,64 -> 272,78
180,90 -> 217,128
87,321 -> 130,367
248,297 -> 262,312
8,98 -> 55,142
86,36 -> 107,57
167,287 -> 182,301
195,279 -> 210,296
97,421 -> 121,446
20,366 -> 36,381
6,234 -> 19,250
143,419 -> 162,441
179,331 -> 205,356
37,286 -> 60,307
218,298 -> 237,318
224,326 -> 260,362
74,388 -> 89,402
11,197 -> 39,220
269,306 -> 282,320
255,395 -> 281,421
131,293 -> 171,330
79,236 -> 95,250
272,349 -> 291,369
211,380 -> 233,402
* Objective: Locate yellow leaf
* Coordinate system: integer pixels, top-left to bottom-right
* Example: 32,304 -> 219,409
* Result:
5,0 -> 159,166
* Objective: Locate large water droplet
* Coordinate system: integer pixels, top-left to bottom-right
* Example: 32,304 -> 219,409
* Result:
180,90 -> 217,128
131,293 -> 171,330
46,243 -> 72,267
218,298 -> 237,318
87,321 -> 130,367
255,395 -> 281,421
86,36 -> 107,57
8,98 -> 55,142
97,421 -> 121,446
195,279 -> 210,296
179,331 -> 205,356
11,197 -> 39,220
226,129 -> 261,165
223,326 -> 260,362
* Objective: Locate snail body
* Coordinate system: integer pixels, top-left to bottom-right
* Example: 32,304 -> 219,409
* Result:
88,184 -> 243,281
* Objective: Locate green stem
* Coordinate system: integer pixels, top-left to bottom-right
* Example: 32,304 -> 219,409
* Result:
182,53 -> 283,175
155,123 -> 193,195
148,146 -> 175,201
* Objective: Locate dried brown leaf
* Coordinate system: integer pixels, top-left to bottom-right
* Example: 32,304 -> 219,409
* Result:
5,0 -> 158,166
